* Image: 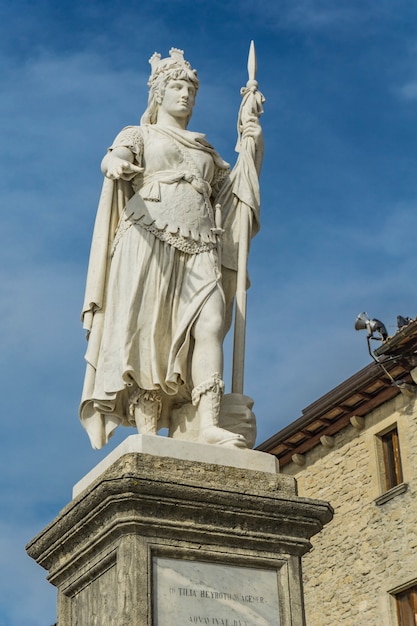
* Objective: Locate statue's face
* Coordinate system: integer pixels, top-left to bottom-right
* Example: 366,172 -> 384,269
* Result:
159,78 -> 196,121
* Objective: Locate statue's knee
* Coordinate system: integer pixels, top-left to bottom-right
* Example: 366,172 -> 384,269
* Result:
194,311 -> 223,342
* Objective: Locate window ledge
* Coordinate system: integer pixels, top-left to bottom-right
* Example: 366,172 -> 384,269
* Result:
374,482 -> 408,506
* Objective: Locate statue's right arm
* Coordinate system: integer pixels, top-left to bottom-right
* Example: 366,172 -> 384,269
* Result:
101,146 -> 143,180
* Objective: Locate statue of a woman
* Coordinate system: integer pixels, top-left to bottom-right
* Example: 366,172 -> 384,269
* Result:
80,48 -> 263,450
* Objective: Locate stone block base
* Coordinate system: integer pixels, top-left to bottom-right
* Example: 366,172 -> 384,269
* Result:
26,436 -> 332,625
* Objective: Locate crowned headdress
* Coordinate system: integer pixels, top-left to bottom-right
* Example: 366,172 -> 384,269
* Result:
147,48 -> 198,87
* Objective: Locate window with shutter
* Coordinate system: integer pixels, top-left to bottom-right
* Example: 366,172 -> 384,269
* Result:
396,585 -> 417,626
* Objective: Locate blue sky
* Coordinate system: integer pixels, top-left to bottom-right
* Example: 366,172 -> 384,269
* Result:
2,1 -> 417,623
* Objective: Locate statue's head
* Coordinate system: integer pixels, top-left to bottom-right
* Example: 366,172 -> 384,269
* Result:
141,48 -> 199,125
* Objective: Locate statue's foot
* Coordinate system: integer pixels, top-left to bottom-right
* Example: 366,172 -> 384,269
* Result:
200,426 -> 248,449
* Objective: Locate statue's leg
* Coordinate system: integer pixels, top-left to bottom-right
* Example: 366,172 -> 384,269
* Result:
191,290 -> 246,448
192,373 -> 246,448
191,288 -> 224,377
129,389 -> 161,435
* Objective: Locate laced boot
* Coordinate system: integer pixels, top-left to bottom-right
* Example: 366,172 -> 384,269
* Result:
129,389 -> 161,435
192,373 -> 246,448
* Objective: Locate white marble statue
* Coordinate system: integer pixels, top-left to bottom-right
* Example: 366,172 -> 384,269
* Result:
80,48 -> 264,450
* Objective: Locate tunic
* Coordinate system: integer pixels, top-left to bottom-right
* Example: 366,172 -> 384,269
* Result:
80,124 -> 232,447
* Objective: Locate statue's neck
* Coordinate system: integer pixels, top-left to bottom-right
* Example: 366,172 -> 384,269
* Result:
155,110 -> 188,130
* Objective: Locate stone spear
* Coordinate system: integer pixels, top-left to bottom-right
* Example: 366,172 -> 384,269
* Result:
232,40 -> 264,394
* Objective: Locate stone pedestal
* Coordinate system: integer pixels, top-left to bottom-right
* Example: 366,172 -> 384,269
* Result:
26,436 -> 333,625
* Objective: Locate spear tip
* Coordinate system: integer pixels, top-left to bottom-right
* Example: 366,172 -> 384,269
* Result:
247,40 -> 257,82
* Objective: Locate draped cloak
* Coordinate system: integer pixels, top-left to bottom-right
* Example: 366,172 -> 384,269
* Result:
80,124 -> 260,449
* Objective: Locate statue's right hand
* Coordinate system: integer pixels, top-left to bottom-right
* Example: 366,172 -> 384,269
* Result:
105,157 -> 143,180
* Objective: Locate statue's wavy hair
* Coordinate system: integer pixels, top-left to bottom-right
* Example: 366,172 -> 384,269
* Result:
140,66 -> 199,126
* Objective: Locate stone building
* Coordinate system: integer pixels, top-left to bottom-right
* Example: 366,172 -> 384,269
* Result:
258,319 -> 417,626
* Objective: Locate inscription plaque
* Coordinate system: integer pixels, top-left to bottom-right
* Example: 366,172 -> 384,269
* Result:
153,557 -> 280,625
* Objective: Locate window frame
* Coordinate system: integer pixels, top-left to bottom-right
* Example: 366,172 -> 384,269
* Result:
380,426 -> 403,491
395,585 -> 417,626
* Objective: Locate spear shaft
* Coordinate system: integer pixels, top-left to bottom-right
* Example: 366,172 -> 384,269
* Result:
231,41 -> 261,395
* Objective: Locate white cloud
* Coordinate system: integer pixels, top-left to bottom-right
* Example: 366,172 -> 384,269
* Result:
234,0 -> 404,32
399,81 -> 417,101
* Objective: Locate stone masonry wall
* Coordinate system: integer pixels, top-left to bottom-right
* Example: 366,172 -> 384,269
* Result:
283,392 -> 417,626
